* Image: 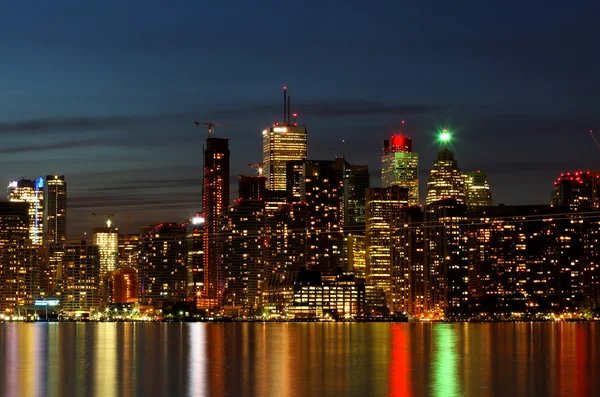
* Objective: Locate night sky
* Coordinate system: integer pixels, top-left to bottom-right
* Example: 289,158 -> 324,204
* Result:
1,0 -> 599,238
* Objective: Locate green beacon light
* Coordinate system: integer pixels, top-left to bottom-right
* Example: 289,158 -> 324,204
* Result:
439,129 -> 451,142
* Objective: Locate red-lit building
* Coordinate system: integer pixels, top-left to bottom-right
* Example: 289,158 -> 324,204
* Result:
382,135 -> 419,205
551,170 -> 600,211
111,267 -> 138,304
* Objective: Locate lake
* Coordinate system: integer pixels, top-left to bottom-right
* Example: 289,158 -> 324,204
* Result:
0,322 -> 598,396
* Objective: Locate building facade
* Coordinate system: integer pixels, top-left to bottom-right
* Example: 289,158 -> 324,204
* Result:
381,135 -> 419,206
465,171 -> 492,207
203,137 -> 230,305
61,240 -> 101,313
7,178 -> 44,245
425,146 -> 467,206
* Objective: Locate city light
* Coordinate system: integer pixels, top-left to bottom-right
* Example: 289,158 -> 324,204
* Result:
439,130 -> 451,142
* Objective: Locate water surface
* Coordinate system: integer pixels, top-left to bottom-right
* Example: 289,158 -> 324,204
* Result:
0,322 -> 598,397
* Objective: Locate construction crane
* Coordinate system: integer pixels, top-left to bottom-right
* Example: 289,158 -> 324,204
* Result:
589,130 -> 600,150
249,162 -> 264,176
194,121 -> 235,137
92,213 -> 115,228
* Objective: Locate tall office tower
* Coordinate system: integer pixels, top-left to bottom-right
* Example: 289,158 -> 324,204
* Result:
203,137 -> 230,305
551,170 -> 600,211
262,87 -> 308,192
381,135 -> 419,205
139,223 -> 187,308
221,199 -> 265,312
43,175 -> 67,297
425,132 -> 467,206
365,186 -> 409,311
61,240 -> 101,313
0,202 -> 42,312
582,216 -> 600,308
424,198 -> 468,317
238,175 -> 266,200
337,158 -> 370,227
301,160 -> 344,275
44,175 -> 67,245
93,222 -> 119,275
465,171 -> 492,207
187,214 -> 204,304
7,177 -> 44,245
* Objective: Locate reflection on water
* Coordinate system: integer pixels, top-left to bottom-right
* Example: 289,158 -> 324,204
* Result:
0,323 -> 599,397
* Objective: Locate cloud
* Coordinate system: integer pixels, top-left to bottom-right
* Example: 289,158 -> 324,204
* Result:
0,139 -> 112,154
0,112 -> 190,134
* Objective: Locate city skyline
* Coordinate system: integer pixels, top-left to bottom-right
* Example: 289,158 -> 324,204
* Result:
1,1 -> 599,238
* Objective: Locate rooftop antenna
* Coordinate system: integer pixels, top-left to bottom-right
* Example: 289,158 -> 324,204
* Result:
589,129 -> 600,150
283,86 -> 287,124
342,140 -> 346,160
288,93 -> 291,126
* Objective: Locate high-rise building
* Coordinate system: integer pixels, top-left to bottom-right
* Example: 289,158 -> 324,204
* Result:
7,177 -> 44,245
425,132 -> 467,206
44,175 -> 67,245
139,223 -> 187,308
93,223 -> 119,275
551,170 -> 600,211
365,186 -> 409,310
203,137 -> 230,305
262,87 -> 308,192
110,267 -> 138,304
221,199 -> 265,312
381,135 -> 419,205
61,240 -> 101,313
118,233 -> 141,268
465,171 -> 492,207
338,158 -> 370,228
43,175 -> 67,297
238,175 -> 266,200
0,202 -> 42,312
425,198 -> 468,317
301,160 -> 344,274
187,214 -> 204,304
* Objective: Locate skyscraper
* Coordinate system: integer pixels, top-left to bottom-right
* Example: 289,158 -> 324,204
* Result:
465,171 -> 492,207
381,135 -> 419,205
187,214 -> 204,305
139,223 -> 187,308
93,223 -> 119,275
7,177 -> 44,245
425,132 -> 467,206
203,137 -> 230,305
61,240 -> 101,313
44,175 -> 67,245
262,87 -> 308,192
221,199 -> 265,312
238,175 -> 266,200
0,202 -> 41,312
301,160 -> 344,274
365,186 -> 409,310
43,175 -> 67,297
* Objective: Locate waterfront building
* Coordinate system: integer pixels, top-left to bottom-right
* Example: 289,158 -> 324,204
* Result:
0,202 -> 41,312
7,177 -> 44,245
221,199 -> 265,312
61,240 -> 101,313
203,137 -> 230,306
43,175 -> 67,297
139,223 -> 187,309
93,224 -> 119,275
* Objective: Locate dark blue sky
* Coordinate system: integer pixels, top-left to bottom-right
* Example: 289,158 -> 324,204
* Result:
1,0 -> 599,237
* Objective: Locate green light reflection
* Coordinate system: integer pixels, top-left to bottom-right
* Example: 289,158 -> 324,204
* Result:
432,324 -> 460,397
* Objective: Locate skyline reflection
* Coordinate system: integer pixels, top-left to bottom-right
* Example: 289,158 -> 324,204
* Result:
0,323 -> 599,397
